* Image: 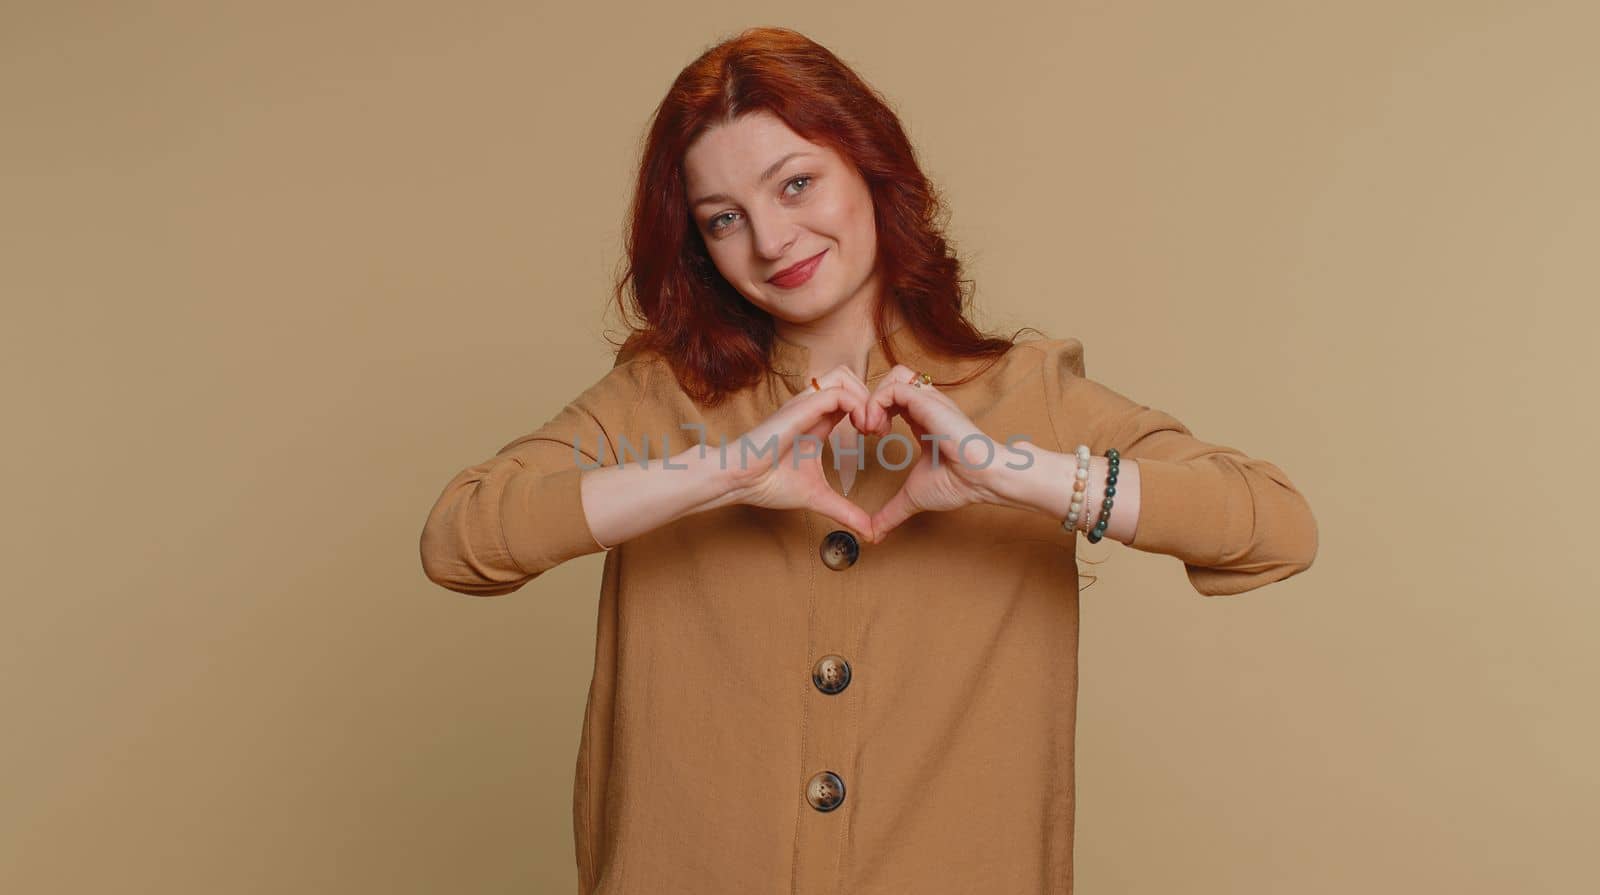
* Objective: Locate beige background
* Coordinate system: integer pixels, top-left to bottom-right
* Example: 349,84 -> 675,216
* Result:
4,2 -> 1596,892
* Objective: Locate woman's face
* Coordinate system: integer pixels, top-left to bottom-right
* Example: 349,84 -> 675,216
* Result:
683,111 -> 882,329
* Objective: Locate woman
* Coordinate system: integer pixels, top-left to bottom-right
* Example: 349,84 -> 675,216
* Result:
420,26 -> 1317,895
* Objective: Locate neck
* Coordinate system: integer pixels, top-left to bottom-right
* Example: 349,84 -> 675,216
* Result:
777,302 -> 905,383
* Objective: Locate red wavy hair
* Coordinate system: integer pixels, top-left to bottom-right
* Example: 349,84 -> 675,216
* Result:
607,26 -> 1035,406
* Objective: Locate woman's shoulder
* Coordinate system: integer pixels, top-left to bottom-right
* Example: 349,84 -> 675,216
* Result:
551,338 -> 669,421
984,331 -> 1089,381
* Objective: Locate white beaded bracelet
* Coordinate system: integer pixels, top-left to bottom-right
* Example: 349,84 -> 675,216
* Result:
1061,443 -> 1092,533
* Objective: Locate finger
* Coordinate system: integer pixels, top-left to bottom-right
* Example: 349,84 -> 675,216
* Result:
788,370 -> 854,405
844,378 -> 874,435
869,380 -> 929,435
810,485 -> 873,537
856,382 -> 887,436
865,376 -> 912,435
805,391 -> 877,472
867,363 -> 918,394
869,483 -> 922,543
861,367 -> 897,435
868,368 -> 955,438
828,373 -> 872,435
818,365 -> 874,434
764,386 -> 847,457
799,389 -> 854,446
796,383 -> 855,423
796,369 -> 867,425
866,364 -> 917,403
870,379 -> 901,436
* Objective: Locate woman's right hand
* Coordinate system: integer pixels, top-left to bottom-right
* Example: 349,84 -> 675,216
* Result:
724,366 -> 884,537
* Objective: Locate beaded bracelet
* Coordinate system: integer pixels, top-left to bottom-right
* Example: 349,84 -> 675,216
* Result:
1085,448 -> 1119,543
1061,444 -> 1092,533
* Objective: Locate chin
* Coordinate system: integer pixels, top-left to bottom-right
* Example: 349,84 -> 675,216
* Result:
791,298 -> 853,326
752,288 -> 820,318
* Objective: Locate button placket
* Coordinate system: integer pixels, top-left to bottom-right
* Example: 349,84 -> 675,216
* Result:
766,327 -> 962,890
793,517 -> 862,889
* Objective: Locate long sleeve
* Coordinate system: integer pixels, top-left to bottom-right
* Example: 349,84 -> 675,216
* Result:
418,356 -> 654,596
1038,338 -> 1319,597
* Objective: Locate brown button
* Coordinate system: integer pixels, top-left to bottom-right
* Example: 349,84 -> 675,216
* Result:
812,655 -> 852,695
805,770 -> 846,812
819,530 -> 859,570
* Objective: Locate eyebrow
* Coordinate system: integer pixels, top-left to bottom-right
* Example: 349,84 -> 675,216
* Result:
690,151 -> 815,209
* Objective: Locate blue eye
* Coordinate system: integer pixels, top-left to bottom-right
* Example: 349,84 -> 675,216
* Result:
705,175 -> 814,234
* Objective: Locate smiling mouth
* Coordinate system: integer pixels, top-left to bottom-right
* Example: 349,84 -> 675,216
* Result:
768,250 -> 827,285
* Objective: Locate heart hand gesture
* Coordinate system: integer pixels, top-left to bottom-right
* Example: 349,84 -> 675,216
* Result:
724,366 -> 882,537
861,365 -> 1018,543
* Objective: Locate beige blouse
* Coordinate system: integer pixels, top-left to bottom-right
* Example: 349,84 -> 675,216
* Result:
419,325 -> 1318,894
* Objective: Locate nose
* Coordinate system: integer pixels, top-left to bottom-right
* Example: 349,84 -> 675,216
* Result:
748,207 -> 797,263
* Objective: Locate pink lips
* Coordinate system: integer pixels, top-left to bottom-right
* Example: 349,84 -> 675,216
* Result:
767,250 -> 826,288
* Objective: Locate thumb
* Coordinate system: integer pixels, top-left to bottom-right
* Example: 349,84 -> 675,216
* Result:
809,487 -> 873,540
869,486 -> 921,544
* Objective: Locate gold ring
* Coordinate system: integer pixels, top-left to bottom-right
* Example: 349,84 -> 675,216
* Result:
910,370 -> 932,388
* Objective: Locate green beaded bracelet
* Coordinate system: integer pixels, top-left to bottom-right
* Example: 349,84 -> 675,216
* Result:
1085,448 -> 1119,544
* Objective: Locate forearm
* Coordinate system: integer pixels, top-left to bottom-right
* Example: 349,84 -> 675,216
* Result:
987,441 -> 1142,544
580,446 -> 744,549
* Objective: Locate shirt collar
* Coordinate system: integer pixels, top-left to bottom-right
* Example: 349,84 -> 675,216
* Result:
768,323 -> 968,396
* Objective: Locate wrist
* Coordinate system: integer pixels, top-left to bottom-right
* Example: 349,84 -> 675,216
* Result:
980,439 -> 1071,515
676,443 -> 752,512
1078,455 -> 1107,535
1079,453 -> 1138,543
982,441 -> 1138,543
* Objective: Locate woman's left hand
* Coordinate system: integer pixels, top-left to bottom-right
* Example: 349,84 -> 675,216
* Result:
861,365 -> 1020,543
